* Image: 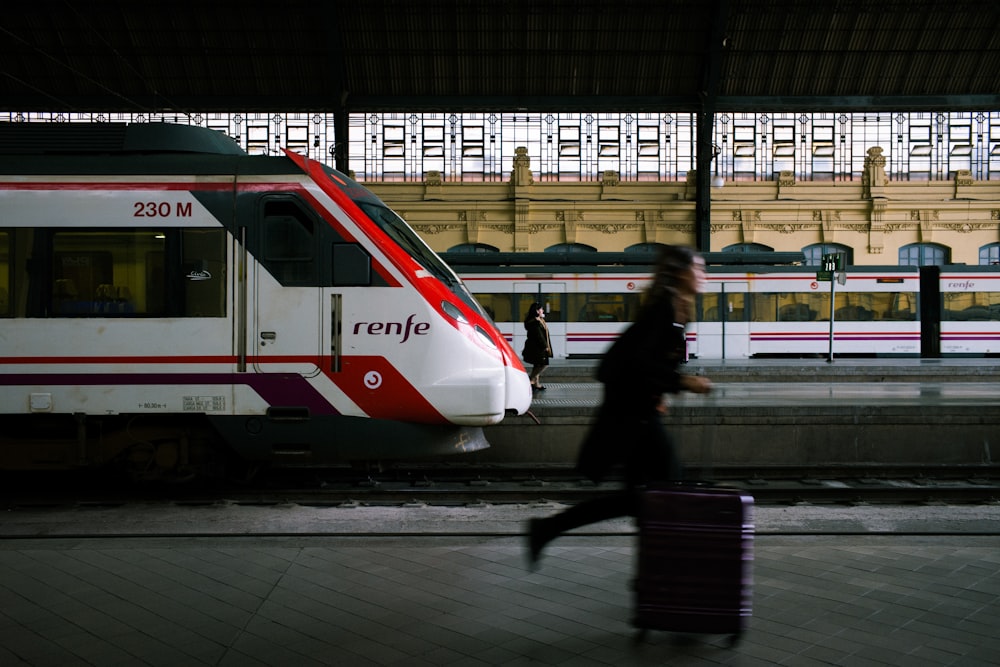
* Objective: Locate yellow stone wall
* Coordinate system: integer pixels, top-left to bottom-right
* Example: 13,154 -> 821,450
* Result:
366,160 -> 1000,265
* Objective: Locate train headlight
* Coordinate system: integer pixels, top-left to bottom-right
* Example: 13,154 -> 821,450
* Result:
474,325 -> 498,349
441,300 -> 468,323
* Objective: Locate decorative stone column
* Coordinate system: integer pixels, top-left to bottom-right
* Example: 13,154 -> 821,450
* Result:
510,147 -> 534,251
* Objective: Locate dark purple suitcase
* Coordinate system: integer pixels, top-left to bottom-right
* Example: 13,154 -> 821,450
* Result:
633,485 -> 754,644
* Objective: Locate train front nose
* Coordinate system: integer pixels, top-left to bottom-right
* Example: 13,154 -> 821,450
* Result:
505,364 -> 533,416
428,362 -> 532,426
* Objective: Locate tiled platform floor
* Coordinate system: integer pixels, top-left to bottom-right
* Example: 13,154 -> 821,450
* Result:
1,531 -> 999,666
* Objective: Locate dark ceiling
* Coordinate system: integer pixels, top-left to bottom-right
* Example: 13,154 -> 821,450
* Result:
2,0 -> 999,115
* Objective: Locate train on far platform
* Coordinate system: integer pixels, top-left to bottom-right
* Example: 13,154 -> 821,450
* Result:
443,252 -> 1000,360
0,122 -> 532,478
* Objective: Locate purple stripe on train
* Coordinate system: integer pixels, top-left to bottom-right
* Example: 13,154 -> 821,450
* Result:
0,373 -> 339,415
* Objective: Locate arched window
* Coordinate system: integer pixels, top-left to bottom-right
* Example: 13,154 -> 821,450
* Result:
980,243 -> 1000,266
899,243 -> 950,266
625,242 -> 668,255
446,243 -> 499,253
545,243 -> 597,253
722,243 -> 774,253
802,243 -> 853,267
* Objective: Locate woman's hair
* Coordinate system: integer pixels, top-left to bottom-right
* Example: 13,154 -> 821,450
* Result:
644,245 -> 699,308
524,301 -> 543,323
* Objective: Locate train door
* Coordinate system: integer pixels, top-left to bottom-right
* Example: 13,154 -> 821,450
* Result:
693,281 -> 749,359
919,265 -> 941,358
248,197 -> 324,378
512,282 -> 566,359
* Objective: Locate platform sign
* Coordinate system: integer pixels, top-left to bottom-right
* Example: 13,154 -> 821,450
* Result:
817,253 -> 844,282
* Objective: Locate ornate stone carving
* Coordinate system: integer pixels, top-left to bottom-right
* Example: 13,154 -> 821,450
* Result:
525,223 -> 564,233
910,209 -> 939,222
414,223 -> 465,235
510,146 -> 534,186
760,224 -> 803,234
596,224 -> 630,234
555,210 -> 583,223
862,146 -> 888,193
602,170 -> 620,186
424,170 -> 443,186
944,223 -> 990,233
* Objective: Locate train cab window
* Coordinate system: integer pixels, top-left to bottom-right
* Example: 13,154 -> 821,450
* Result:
261,199 -> 317,285
43,228 -> 226,318
331,243 -> 372,286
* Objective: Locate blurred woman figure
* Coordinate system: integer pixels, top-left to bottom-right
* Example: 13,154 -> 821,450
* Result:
522,301 -> 552,394
527,245 -> 712,567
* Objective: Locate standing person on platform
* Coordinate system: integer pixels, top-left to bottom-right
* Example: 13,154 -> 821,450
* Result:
522,302 -> 552,395
526,245 -> 712,568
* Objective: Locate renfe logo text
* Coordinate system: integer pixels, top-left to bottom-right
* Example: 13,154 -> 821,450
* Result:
354,314 -> 430,343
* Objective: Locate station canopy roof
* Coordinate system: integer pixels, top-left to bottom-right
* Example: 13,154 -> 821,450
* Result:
2,0 -> 999,114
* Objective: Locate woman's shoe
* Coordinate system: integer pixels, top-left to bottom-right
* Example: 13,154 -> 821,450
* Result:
538,386 -> 547,391
526,518 -> 548,569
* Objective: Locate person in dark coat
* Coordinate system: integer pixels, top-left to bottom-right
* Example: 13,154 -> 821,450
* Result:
526,244 -> 712,567
522,302 -> 552,394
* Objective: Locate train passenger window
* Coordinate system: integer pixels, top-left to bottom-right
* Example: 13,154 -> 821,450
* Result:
879,293 -> 915,320
943,292 -> 1000,321
516,293 -> 563,322
750,294 -> 779,322
42,229 -> 226,318
698,294 -> 719,322
180,229 -> 226,317
473,294 -> 513,323
566,293 -> 638,323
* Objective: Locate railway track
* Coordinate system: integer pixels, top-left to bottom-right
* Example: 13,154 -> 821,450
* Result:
4,464 -> 1000,508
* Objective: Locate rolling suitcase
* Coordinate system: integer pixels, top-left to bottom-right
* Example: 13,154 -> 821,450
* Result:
633,484 -> 754,645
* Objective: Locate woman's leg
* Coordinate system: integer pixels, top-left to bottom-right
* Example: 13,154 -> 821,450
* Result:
527,492 -> 637,566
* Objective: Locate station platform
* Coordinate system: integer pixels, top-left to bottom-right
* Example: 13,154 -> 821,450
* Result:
477,357 -> 1000,468
537,356 -> 1000,384
1,503 -> 999,666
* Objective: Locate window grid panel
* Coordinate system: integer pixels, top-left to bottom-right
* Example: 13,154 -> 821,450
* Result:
6,111 -> 1000,183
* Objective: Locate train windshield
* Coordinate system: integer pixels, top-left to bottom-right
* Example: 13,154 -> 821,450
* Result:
317,165 -> 500,318
357,202 -> 492,315
354,202 -> 457,286
316,166 -> 457,284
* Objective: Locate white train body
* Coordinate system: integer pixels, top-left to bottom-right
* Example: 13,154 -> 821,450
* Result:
0,123 -> 531,472
457,260 -> 1000,360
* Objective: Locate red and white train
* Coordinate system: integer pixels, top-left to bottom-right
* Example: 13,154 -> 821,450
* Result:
0,123 -> 532,476
446,253 -> 1000,360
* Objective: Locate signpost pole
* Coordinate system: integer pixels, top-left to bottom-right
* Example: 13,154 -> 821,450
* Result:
828,273 -> 836,363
